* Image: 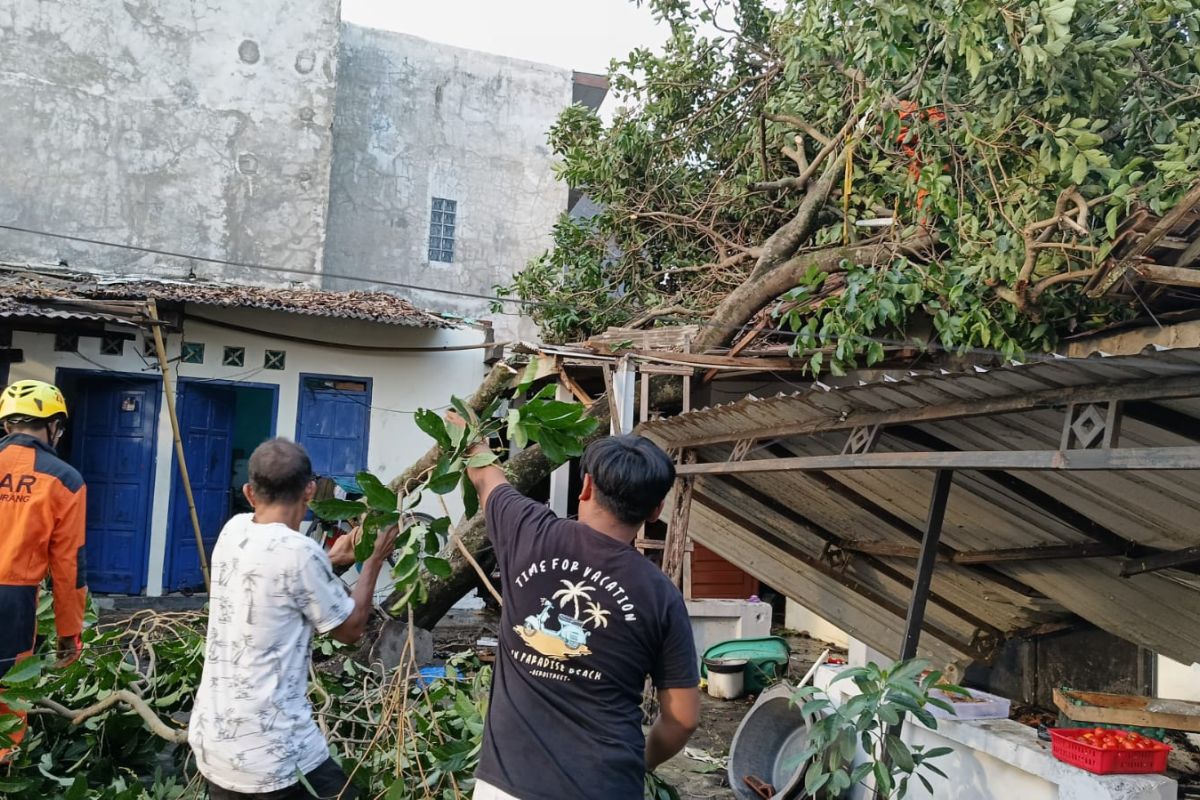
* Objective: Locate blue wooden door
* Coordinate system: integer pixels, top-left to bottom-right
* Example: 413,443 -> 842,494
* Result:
166,384 -> 235,593
296,376 -> 371,482
68,378 -> 159,594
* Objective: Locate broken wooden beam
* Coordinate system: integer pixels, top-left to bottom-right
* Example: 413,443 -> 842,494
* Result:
1121,545 -> 1200,577
951,543 -> 1124,565
1133,263 -> 1200,289
838,541 -> 1123,565
675,445 -> 1200,475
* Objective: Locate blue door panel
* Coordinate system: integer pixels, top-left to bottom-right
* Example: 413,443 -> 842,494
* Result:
296,376 -> 370,483
67,378 -> 159,594
166,384 -> 235,593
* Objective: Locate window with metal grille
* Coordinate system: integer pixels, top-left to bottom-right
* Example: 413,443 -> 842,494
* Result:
222,346 -> 245,367
427,197 -> 457,263
100,334 -> 124,356
264,349 -> 286,370
181,342 -> 205,364
143,337 -> 158,358
54,332 -> 78,353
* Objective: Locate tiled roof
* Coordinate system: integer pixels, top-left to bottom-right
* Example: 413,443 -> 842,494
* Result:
0,264 -> 454,328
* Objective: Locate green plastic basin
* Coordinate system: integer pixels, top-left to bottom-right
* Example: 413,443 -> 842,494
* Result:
700,636 -> 790,693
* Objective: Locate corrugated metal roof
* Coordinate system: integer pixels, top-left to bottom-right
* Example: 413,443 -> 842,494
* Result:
0,265 -> 454,328
0,296 -> 131,324
641,348 -> 1200,669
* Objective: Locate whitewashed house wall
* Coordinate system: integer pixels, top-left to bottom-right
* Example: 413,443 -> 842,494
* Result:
8,307 -> 487,596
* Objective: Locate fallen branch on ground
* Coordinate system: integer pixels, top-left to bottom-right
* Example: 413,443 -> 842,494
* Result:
37,689 -> 188,744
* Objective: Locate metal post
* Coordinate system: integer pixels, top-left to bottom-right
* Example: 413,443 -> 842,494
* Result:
612,356 -> 636,435
899,469 -> 954,661
547,383 -> 572,517
147,300 -> 211,592
880,470 -> 954,796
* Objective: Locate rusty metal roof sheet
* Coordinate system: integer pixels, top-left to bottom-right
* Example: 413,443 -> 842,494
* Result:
641,348 -> 1200,669
0,296 -> 132,325
0,264 -> 454,328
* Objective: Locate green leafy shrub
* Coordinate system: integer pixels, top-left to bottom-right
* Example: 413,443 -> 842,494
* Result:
792,660 -> 961,798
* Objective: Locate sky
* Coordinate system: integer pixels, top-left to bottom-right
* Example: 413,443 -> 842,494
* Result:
340,0 -> 669,75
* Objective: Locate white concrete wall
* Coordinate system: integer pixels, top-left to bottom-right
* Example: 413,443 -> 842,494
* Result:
323,25 -> 574,343
10,308 -> 488,595
0,0 -> 340,282
686,598 -> 772,668
813,665 -> 1177,800
1157,655 -> 1200,701
785,598 -> 851,647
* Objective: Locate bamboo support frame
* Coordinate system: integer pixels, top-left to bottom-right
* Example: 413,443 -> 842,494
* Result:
146,300 -> 211,592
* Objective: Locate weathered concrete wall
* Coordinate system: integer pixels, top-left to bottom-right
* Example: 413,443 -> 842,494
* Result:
11,311 -> 486,595
324,25 -> 573,341
0,0 -> 340,282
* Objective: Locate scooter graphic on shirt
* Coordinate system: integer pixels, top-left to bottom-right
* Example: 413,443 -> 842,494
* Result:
518,597 -> 593,659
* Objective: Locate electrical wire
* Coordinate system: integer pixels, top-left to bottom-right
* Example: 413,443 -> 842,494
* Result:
0,222 -> 552,310
1,221 -> 1160,368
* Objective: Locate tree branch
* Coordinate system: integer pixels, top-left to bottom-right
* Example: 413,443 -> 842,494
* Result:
766,113 -> 833,147
750,114 -> 854,194
38,690 -> 188,744
388,362 -> 516,494
692,234 -> 937,353
746,140 -> 852,283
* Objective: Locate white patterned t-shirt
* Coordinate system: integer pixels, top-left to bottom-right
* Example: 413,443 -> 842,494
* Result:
189,514 -> 356,793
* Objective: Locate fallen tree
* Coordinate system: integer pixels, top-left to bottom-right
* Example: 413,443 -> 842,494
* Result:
500,0 -> 1200,367
390,0 -> 1200,627
398,376 -> 684,629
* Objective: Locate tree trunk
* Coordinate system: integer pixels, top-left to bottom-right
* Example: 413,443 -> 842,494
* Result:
691,233 -> 936,353
404,409 -> 609,630
400,378 -> 684,629
388,361 -> 515,495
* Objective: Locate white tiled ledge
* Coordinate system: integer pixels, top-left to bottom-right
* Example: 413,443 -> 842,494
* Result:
813,665 -> 1177,800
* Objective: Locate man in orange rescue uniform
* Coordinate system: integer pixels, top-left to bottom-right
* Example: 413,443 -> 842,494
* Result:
0,380 -> 87,762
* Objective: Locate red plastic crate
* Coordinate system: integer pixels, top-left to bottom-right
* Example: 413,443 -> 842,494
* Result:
1049,728 -> 1171,775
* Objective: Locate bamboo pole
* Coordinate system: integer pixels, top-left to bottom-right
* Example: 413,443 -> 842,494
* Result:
146,300 -> 211,592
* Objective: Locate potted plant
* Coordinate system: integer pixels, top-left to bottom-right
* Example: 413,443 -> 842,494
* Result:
791,659 -> 960,798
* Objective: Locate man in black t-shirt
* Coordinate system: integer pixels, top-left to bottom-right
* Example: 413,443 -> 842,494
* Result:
449,415 -> 700,800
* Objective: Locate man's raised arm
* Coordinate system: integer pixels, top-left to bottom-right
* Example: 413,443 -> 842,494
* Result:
446,410 -> 508,512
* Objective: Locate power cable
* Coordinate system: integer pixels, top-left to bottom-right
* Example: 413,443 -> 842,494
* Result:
0,223 -> 551,310
1,221 -> 1156,367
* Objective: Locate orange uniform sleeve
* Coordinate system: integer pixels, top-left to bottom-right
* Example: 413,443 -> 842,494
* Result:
50,484 -> 87,639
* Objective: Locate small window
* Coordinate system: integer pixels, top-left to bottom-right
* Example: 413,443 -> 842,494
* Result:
181,342 -> 205,364
100,334 -> 124,356
142,337 -> 159,358
54,332 -> 78,353
264,349 -> 286,370
222,346 -> 245,367
428,197 -> 457,263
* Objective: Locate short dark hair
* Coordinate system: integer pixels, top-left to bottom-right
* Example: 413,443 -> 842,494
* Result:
248,438 -> 313,504
580,435 -> 675,525
5,414 -> 65,435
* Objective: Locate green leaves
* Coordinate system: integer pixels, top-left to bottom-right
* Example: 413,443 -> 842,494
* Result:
507,385 -> 600,466
493,0 -> 1200,372
645,772 -> 681,800
415,408 -> 451,451
310,498 -> 367,521
0,655 -> 45,687
357,471 -> 398,512
788,658 -> 955,798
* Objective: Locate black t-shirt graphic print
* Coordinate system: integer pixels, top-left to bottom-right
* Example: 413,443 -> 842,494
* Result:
475,485 -> 699,800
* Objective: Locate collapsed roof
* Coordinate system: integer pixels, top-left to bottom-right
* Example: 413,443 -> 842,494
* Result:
640,345 -> 1200,669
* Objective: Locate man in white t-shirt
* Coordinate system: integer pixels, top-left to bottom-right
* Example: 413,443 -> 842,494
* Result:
189,439 -> 396,799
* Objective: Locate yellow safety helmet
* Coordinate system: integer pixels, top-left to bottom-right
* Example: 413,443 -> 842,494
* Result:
0,380 -> 69,421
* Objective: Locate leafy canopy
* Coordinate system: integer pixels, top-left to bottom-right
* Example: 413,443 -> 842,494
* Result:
501,0 -> 1200,372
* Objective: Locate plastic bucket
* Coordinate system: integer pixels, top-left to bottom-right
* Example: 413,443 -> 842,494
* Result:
705,657 -> 747,699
